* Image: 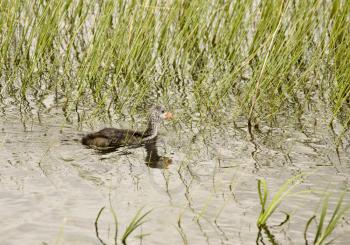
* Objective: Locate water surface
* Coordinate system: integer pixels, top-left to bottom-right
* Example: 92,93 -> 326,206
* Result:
0,104 -> 349,245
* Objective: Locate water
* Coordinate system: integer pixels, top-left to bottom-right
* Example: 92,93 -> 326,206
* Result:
0,102 -> 349,245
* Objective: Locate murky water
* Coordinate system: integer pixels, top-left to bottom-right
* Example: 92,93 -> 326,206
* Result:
0,103 -> 349,245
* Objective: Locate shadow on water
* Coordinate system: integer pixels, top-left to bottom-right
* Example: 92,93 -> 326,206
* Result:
144,141 -> 172,169
90,139 -> 172,169
256,225 -> 279,245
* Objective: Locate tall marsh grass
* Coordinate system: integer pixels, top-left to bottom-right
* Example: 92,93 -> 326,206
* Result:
0,0 -> 349,127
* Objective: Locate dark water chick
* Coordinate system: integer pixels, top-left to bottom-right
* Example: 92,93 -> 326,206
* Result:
82,105 -> 173,148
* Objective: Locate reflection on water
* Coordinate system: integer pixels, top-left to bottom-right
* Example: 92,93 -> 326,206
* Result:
84,138 -> 173,169
0,105 -> 349,245
144,141 -> 172,169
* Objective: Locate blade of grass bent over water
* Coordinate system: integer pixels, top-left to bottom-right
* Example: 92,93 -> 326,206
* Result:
257,173 -> 307,226
121,208 -> 152,244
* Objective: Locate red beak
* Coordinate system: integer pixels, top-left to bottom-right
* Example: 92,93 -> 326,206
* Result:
164,112 -> 173,120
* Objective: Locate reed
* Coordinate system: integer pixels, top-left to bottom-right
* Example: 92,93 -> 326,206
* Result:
0,0 -> 349,129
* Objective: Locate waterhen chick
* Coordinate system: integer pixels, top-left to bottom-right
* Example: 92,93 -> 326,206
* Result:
82,105 -> 173,148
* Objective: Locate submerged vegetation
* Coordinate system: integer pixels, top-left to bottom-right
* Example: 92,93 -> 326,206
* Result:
0,0 -> 349,129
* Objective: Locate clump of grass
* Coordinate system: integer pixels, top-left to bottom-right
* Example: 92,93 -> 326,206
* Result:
257,173 -> 307,226
305,192 -> 350,245
120,208 -> 152,244
94,205 -> 152,245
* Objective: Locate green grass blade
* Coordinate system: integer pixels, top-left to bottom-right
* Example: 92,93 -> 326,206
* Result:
121,208 -> 152,244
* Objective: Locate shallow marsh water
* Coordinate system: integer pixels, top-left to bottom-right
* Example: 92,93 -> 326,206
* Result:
0,101 -> 349,245
1,0 -> 350,244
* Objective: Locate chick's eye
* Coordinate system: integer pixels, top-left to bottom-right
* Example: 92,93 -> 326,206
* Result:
161,110 -> 165,113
